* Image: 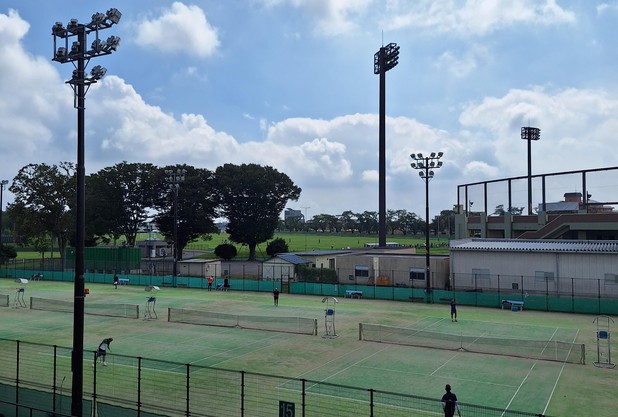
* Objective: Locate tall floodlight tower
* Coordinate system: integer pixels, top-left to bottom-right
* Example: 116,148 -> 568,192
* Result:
521,126 -> 541,215
51,9 -> 121,416
374,42 -> 400,247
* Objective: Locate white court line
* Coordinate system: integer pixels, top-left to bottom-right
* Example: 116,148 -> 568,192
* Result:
500,326 -> 560,416
542,328 -> 580,416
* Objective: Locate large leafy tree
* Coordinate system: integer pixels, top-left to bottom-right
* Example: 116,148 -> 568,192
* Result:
154,165 -> 219,260
86,162 -> 159,246
8,162 -> 75,269
216,163 -> 301,261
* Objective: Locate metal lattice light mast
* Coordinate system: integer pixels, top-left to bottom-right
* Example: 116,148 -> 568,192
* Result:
51,9 -> 121,417
374,42 -> 400,247
410,152 -> 444,302
521,126 -> 541,215
165,169 -> 186,286
0,180 -> 8,250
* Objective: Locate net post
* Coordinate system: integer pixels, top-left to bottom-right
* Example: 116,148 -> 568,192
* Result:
359,323 -> 363,340
167,307 -> 171,322
313,319 -> 318,336
582,344 -> 586,365
29,296 -> 32,309
136,305 -> 140,319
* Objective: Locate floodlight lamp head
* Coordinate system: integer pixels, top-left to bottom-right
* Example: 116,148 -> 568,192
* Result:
437,161 -> 443,168
104,35 -> 121,52
417,153 -> 423,159
1,179 -> 8,186
419,171 -> 424,178
52,22 -> 66,37
91,12 -> 106,25
70,41 -> 80,54
430,161 -> 435,167
106,8 -> 122,25
418,162 -> 424,169
91,38 -> 104,53
66,19 -> 79,33
90,65 -> 107,80
430,152 -> 436,158
55,47 -> 67,61
437,151 -> 444,158
410,163 -> 417,169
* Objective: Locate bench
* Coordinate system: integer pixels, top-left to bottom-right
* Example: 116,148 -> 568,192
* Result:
345,290 -> 363,299
118,278 -> 130,286
501,300 -> 524,311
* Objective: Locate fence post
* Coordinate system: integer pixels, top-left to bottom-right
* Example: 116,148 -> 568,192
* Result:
53,345 -> 58,414
369,388 -> 374,417
137,357 -> 142,416
185,364 -> 190,417
302,378 -> 306,417
240,371 -> 245,417
16,340 -> 20,416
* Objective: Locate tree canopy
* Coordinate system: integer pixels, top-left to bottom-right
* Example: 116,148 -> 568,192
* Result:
216,163 -> 301,261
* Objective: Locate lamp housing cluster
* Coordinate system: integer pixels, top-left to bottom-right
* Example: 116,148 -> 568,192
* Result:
52,8 -> 121,85
410,152 -> 444,180
373,42 -> 400,74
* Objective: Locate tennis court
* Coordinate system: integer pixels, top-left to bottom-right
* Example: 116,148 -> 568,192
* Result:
0,278 -> 615,417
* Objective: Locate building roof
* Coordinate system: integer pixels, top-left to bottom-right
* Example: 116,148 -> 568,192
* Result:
267,253 -> 312,265
450,238 -> 618,253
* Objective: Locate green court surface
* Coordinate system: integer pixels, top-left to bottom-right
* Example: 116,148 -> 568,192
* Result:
0,278 -> 616,417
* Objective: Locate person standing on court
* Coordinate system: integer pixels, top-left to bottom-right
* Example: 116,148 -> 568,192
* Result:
450,298 -> 458,322
273,288 -> 280,306
113,274 -> 119,289
207,276 -> 214,291
441,384 -> 461,417
95,337 -> 113,366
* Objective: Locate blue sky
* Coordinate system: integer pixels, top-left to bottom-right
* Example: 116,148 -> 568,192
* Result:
1,0 -> 618,221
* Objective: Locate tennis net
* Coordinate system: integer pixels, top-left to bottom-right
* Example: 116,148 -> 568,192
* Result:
0,294 -> 8,307
359,323 -> 585,364
30,297 -> 139,319
168,308 -> 318,335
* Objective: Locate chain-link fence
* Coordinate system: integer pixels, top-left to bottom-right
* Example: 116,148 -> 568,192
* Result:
0,338 -> 553,417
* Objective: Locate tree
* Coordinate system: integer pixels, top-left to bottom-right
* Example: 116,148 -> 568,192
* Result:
154,165 -> 219,260
86,162 -> 160,246
0,245 -> 17,264
214,243 -> 237,260
266,237 -> 289,256
339,211 -> 357,233
216,163 -> 301,261
8,163 -> 75,269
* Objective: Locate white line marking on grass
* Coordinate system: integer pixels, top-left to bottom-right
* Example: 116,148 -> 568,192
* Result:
542,328 -> 580,416
430,352 -> 460,376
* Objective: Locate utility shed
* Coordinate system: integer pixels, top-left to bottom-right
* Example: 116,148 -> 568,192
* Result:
262,253 -> 312,281
449,238 -> 618,297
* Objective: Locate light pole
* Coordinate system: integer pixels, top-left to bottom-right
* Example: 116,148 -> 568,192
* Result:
165,169 -> 186,286
301,206 -> 310,251
521,126 -> 540,215
51,9 -> 121,417
374,42 -> 400,247
410,152 -> 444,302
0,180 -> 8,249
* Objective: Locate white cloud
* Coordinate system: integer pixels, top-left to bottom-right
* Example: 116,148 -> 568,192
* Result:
435,45 -> 489,78
383,0 -> 575,36
259,0 -> 373,36
597,2 -> 618,15
134,2 -> 220,57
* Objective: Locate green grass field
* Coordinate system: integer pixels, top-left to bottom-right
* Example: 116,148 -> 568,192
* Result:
13,231 -> 450,261
0,278 -> 615,417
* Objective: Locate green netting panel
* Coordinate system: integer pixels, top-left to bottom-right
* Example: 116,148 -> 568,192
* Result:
475,292 -> 501,308
600,299 -> 618,315
547,297 -> 572,313
573,298 -> 601,314
393,287 -> 413,301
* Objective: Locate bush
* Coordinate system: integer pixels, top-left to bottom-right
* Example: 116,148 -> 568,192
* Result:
297,264 -> 338,283
266,238 -> 289,257
214,243 -> 237,260
0,245 -> 18,264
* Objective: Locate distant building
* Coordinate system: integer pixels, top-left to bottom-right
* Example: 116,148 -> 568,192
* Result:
284,208 -> 304,221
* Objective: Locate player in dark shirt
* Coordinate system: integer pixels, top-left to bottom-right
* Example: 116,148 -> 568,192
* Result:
441,384 -> 460,417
